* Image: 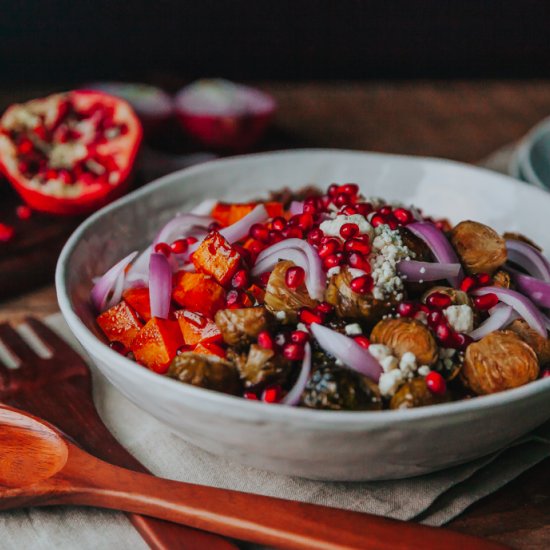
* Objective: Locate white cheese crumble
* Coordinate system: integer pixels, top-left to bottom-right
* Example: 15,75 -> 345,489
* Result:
379,370 -> 404,397
297,322 -> 308,332
326,266 -> 341,278
444,305 -> 474,333
418,365 -> 431,377
380,355 -> 399,373
319,214 -> 374,240
367,344 -> 392,362
399,352 -> 417,378
372,347 -> 425,397
275,311 -> 287,321
344,323 -> 362,336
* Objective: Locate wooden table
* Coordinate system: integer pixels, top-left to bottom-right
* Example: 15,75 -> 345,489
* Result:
1,81 -> 549,548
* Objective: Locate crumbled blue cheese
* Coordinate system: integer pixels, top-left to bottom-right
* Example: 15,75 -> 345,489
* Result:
344,323 -> 362,336
370,224 -> 413,300
319,214 -> 374,240
379,369 -> 404,397
443,305 -> 474,333
373,348 -> 426,396
368,344 -> 392,362
380,355 -> 399,373
418,365 -> 431,377
275,311 -> 287,321
398,352 -> 417,378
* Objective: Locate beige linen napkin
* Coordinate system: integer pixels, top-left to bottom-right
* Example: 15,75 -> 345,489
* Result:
1,148 -> 549,550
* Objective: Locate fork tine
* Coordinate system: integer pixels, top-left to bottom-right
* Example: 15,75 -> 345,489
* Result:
24,317 -> 81,359
0,323 -> 40,365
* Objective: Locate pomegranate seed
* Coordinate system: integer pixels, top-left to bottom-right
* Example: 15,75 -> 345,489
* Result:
354,335 -> 370,349
248,240 -> 266,256
370,214 -> 386,228
418,304 -> 431,315
426,371 -> 446,395
328,183 -> 340,197
250,223 -> 270,243
285,266 -> 305,289
397,301 -> 417,317
154,242 -> 171,256
393,208 -> 413,224
233,244 -> 251,265
386,216 -> 398,230
435,322 -> 452,342
262,386 -> 282,403
299,308 -> 323,325
350,275 -> 374,294
268,230 -> 284,244
473,293 -> 499,311
80,172 -> 95,186
542,369 -> 550,378
340,222 -> 359,239
0,223 -> 15,243
109,341 -> 127,355
297,213 -> 314,231
34,125 -> 47,140
291,330 -> 309,344
334,193 -> 351,207
476,273 -> 491,285
460,276 -> 476,292
170,239 -> 189,254
272,216 -> 287,231
186,236 -> 198,245
354,234 -> 371,243
226,289 -> 242,308
315,302 -> 334,316
302,204 -> 316,215
45,169 -> 58,180
283,226 -> 303,239
355,203 -> 373,216
257,271 -> 271,286
208,221 -> 221,232
347,252 -> 371,272
453,333 -> 473,350
318,239 -> 340,258
58,170 -> 73,184
323,252 -> 344,270
16,205 -> 32,220
307,228 -> 324,245
18,161 -> 28,174
283,343 -> 305,361
427,310 -> 444,327
340,183 -> 359,196
379,206 -> 393,216
344,238 -> 371,256
426,292 -> 452,310
231,269 -> 249,290
244,392 -> 258,400
257,330 -> 274,350
341,206 -> 358,216
17,138 -> 33,155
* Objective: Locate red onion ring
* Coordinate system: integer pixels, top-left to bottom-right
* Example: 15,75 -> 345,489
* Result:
506,239 -> 550,282
281,343 -> 311,406
220,204 -> 269,243
310,323 -> 382,382
469,303 -> 519,341
509,269 -> 550,308
254,238 -> 326,300
397,260 -> 462,282
149,252 -> 172,319
472,286 -> 547,337
91,251 -> 138,312
407,222 -> 463,287
289,201 -> 304,215
154,213 -> 212,246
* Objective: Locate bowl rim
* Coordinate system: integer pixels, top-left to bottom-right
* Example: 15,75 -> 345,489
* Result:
515,116 -> 550,189
56,148 -> 550,427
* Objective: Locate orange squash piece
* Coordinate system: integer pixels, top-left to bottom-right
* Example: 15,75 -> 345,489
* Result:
172,272 -> 226,319
122,287 -> 151,321
131,317 -> 183,374
97,300 -> 143,350
174,310 -> 222,346
247,283 -> 266,304
193,342 -> 226,359
192,232 -> 241,286
212,201 -> 284,226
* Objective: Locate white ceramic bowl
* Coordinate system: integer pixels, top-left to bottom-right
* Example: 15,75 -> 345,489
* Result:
513,117 -> 550,189
56,149 -> 550,481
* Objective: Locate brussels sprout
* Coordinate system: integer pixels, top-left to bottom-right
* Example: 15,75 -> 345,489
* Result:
507,319 -> 550,366
390,377 -> 450,409
264,261 -> 318,321
462,330 -> 539,395
215,306 -> 271,346
370,317 -> 439,366
168,352 -> 241,394
450,220 -> 507,275
492,270 -> 513,289
233,343 -> 292,389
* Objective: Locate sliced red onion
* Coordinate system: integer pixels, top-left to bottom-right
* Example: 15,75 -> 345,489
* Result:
190,198 -> 218,216
219,204 -> 269,243
310,323 -> 382,382
281,343 -> 311,406
510,269 -> 550,308
469,303 -> 518,341
91,251 -> 138,312
154,213 -> 212,246
506,239 -> 550,282
407,222 -> 463,287
397,260 -> 462,282
289,201 -> 304,215
254,238 -> 326,300
149,253 -> 172,319
472,286 -> 547,337
126,245 -> 153,285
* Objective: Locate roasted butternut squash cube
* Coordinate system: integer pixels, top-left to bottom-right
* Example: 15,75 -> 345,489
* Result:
212,201 -> 284,226
174,310 -> 222,346
193,342 -> 226,359
192,232 -> 241,286
172,272 -> 226,319
122,287 -> 151,321
131,317 -> 183,374
97,300 -> 143,350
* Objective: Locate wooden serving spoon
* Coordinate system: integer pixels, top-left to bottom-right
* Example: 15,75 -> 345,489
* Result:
0,405 -> 508,550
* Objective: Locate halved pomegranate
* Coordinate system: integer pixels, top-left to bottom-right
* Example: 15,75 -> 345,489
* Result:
0,90 -> 142,215
175,79 -> 276,151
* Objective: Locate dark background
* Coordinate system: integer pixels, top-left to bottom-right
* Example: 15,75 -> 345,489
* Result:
1,0 -> 549,85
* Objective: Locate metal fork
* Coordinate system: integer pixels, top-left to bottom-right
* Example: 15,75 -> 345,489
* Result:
0,317 -> 237,550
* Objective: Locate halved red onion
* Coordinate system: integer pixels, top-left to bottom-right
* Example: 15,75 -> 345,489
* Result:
506,239 -> 550,282
91,251 -> 138,312
154,213 -> 213,246
254,238 -> 326,300
472,286 -> 547,337
289,201 -> 304,215
510,269 -> 550,308
310,323 -> 382,382
149,252 -> 172,319
469,303 -> 519,341
397,260 -> 462,282
407,222 -> 463,287
281,343 -> 311,406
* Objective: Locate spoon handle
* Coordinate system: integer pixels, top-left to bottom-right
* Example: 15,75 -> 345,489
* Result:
58,450 -> 507,550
